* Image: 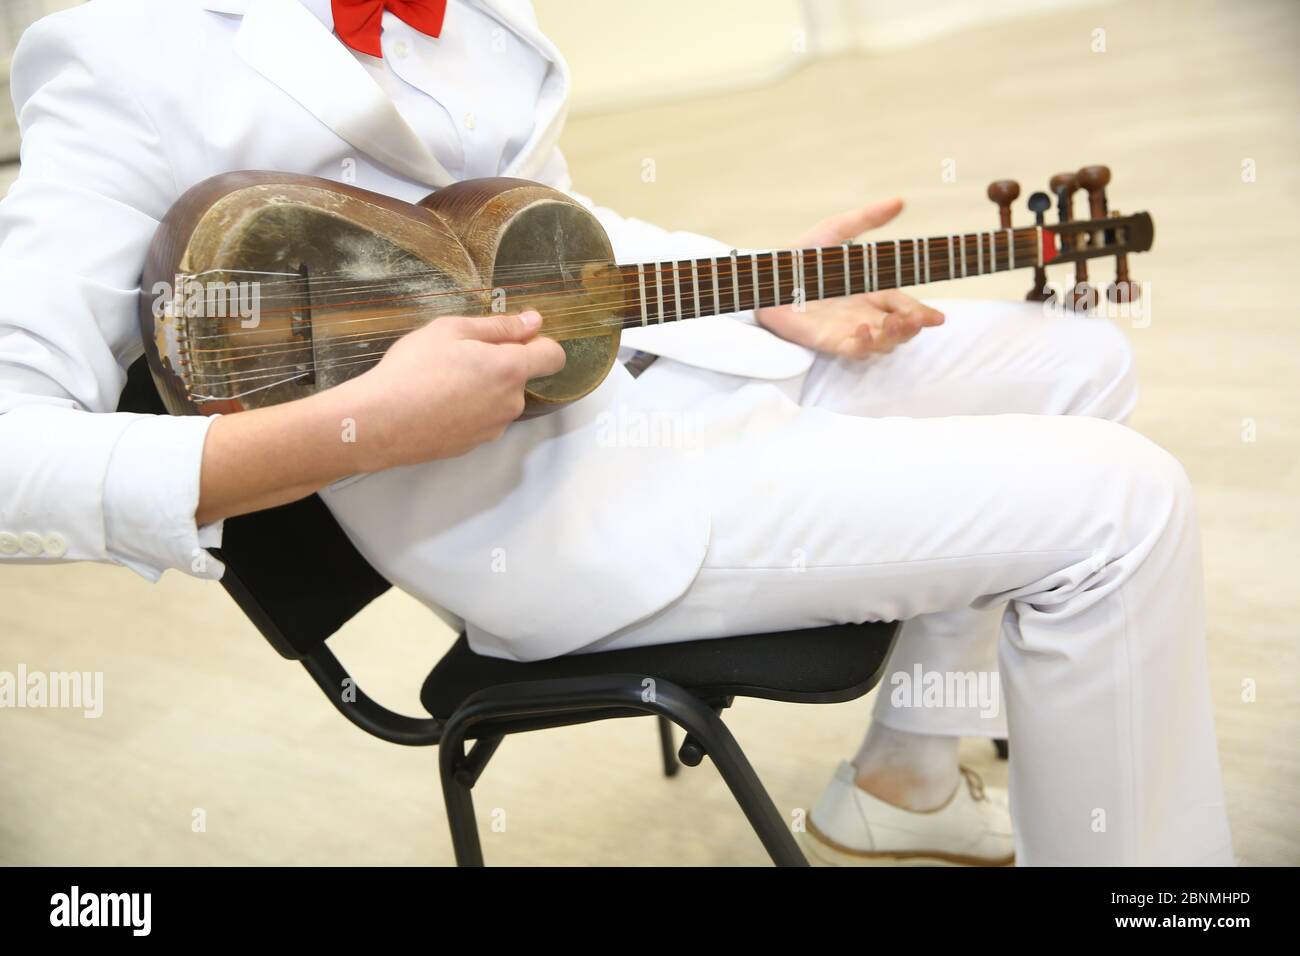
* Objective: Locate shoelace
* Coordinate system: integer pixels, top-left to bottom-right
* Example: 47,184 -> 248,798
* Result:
959,766 -> 987,802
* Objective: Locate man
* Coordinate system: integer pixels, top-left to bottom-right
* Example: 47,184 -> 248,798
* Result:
0,0 -> 1232,865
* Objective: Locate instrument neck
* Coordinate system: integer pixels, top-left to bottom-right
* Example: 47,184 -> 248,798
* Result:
616,223 -> 1074,327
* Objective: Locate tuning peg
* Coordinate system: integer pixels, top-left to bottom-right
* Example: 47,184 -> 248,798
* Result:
1050,171 -> 1094,311
1025,191 -> 1054,302
1076,165 -> 1139,305
1107,210 -> 1141,304
1049,171 -> 1077,208
1076,165 -> 1111,219
987,179 -> 1020,228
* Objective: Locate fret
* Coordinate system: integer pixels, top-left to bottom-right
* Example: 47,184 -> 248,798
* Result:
733,251 -> 743,314
680,226 -> 1056,314
772,251 -> 781,309
710,255 -> 721,316
690,258 -> 701,319
636,263 -> 648,327
655,262 -> 665,323
672,259 -> 683,320
795,249 -> 806,308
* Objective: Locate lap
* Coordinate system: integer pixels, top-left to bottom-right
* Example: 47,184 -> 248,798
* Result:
590,382 -> 1177,651
587,300 -> 1155,650
799,298 -> 1136,420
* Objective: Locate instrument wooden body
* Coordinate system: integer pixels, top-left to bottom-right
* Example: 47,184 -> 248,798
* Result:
140,172 -> 626,417
139,170 -> 1152,419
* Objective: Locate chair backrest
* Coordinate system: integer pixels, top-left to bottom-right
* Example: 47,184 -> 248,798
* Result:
117,357 -> 392,659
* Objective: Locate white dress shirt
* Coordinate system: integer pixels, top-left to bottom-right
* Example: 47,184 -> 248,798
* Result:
313,0 -> 549,180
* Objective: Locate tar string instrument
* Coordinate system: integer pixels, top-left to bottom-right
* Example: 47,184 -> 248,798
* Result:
139,165 -> 1152,418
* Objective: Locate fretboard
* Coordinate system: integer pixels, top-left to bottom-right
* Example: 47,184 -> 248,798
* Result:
617,226 -> 1050,327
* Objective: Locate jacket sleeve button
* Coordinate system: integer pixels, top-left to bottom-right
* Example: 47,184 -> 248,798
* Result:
43,533 -> 68,558
0,532 -> 19,555
19,532 -> 44,556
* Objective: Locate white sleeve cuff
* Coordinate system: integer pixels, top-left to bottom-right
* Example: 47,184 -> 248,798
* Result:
102,412 -> 225,581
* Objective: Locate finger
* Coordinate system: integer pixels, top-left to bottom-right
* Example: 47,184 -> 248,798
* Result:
838,322 -> 875,358
902,306 -> 944,329
521,334 -> 567,379
897,312 -> 924,341
458,310 -> 544,343
865,290 -> 945,326
798,198 -> 904,246
882,312 -> 904,343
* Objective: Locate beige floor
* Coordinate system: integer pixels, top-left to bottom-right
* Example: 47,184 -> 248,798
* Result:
1,0 -> 1297,866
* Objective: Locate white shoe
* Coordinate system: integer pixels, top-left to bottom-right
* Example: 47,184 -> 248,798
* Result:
802,762 -> 1014,866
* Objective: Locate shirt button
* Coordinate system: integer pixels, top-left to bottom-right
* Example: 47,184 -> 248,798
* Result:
0,532 -> 18,555
391,39 -> 410,58
463,112 -> 477,131
19,531 -> 43,556
43,532 -> 68,558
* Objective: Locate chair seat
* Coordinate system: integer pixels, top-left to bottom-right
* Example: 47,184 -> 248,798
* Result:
421,621 -> 899,720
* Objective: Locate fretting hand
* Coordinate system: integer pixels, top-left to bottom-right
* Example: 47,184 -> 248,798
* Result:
756,199 -> 945,357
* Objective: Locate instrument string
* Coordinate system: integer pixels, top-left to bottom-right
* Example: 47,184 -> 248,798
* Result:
186,258 -> 989,388
183,234 -> 1051,380
183,234 -> 1044,351
172,229 -> 1057,319
165,222 -> 1096,397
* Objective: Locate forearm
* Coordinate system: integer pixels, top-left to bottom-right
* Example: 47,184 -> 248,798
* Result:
196,387 -> 368,526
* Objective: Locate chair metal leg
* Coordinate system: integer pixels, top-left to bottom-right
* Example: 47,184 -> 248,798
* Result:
673,702 -> 806,867
438,675 -> 808,866
439,738 -> 487,866
656,716 -> 680,777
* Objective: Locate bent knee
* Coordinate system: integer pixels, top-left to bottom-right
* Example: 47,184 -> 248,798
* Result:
1073,418 -> 1195,524
1057,317 -> 1138,422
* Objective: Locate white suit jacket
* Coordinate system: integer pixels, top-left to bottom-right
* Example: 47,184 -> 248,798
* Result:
0,0 -> 814,659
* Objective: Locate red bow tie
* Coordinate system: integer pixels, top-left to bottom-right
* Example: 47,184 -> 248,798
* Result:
331,0 -> 448,57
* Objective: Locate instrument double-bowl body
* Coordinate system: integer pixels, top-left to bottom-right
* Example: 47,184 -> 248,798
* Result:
140,173 -> 626,418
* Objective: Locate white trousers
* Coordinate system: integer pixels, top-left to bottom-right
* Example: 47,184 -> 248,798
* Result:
595,300 -> 1233,866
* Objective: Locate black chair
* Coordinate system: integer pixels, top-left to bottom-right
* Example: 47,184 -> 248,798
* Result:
118,357 -> 899,866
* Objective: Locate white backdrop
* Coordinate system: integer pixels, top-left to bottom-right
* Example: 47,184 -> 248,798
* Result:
536,0 -> 1107,114
0,0 -> 1110,160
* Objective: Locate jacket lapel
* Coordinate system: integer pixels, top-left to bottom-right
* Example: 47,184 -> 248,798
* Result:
203,0 -> 455,186
473,0 -> 571,179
